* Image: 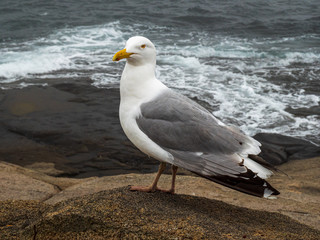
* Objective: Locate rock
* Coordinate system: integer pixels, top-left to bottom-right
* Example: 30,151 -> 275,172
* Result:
0,161 -> 89,192
0,201 -> 48,240
0,84 -> 152,177
0,172 -> 57,201
0,162 -> 58,201
44,158 -> 320,231
286,105 -> 320,117
254,133 -> 320,165
24,162 -> 65,176
44,174 -> 156,205
0,158 -> 320,235
0,187 -> 318,240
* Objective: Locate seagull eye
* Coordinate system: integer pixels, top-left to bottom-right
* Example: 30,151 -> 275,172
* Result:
141,44 -> 146,49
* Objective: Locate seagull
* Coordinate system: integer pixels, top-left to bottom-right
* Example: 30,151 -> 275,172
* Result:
112,36 -> 279,198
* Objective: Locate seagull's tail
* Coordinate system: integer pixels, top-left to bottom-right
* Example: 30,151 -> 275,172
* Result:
193,169 -> 280,199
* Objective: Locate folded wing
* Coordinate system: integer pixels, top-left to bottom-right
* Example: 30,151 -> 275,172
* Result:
136,89 -> 279,198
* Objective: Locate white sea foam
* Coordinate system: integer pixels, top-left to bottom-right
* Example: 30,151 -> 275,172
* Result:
0,21 -> 125,83
0,51 -> 72,79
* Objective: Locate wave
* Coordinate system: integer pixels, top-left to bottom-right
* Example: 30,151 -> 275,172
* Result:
0,21 -> 125,81
0,21 -> 319,143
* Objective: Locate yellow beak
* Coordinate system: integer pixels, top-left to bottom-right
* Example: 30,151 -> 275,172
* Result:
112,48 -> 133,61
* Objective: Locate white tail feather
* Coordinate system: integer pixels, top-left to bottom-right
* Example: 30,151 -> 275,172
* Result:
243,157 -> 273,179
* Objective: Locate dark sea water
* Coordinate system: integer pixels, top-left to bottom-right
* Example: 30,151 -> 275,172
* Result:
0,0 -> 319,144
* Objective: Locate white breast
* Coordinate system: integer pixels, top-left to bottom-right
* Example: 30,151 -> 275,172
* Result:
119,63 -> 174,164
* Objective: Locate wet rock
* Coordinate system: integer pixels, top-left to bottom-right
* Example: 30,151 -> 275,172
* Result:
254,133 -> 320,165
0,84 -> 151,177
286,105 -> 320,117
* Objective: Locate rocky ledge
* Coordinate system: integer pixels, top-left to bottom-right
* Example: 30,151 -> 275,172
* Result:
0,158 -> 319,239
1,187 -> 319,240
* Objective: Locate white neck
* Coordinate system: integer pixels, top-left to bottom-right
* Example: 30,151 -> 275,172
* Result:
120,61 -> 167,105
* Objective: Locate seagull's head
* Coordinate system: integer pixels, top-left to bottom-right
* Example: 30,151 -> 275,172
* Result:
112,36 -> 156,66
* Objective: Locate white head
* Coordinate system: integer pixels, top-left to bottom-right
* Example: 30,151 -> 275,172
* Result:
112,36 -> 156,66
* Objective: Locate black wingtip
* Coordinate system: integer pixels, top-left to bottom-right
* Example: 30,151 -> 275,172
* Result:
194,169 -> 280,198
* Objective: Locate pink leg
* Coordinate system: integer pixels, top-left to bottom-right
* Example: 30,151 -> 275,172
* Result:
130,162 -> 166,192
130,163 -> 179,194
161,165 -> 178,194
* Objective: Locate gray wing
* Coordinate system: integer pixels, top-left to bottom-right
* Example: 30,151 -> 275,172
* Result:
136,89 -> 279,197
137,89 -> 253,174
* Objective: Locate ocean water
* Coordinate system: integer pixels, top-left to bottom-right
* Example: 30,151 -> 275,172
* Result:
0,0 -> 319,144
